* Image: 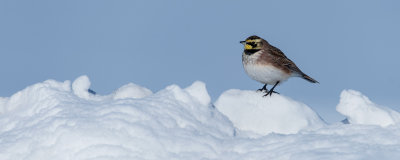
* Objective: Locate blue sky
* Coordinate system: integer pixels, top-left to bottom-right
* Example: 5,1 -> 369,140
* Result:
1,0 -> 399,123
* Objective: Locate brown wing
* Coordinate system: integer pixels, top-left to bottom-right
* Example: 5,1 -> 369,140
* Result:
268,45 -> 304,75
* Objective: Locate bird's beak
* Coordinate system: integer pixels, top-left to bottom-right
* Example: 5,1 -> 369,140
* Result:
240,41 -> 246,44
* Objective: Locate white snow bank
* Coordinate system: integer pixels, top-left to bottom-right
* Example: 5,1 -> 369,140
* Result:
0,79 -> 71,116
72,75 -> 91,99
1,76 -> 400,160
337,89 -> 400,127
184,81 -> 211,106
214,89 -> 325,136
0,76 -> 234,160
113,83 -> 153,100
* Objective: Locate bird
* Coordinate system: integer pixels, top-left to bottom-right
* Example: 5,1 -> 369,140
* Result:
240,35 -> 318,96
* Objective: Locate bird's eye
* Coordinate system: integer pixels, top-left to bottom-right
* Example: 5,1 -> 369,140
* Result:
247,42 -> 257,48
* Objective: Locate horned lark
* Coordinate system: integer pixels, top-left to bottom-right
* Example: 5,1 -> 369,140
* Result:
240,35 -> 318,96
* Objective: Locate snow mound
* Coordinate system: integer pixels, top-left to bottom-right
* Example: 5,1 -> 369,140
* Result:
214,89 -> 325,136
337,89 -> 400,127
184,81 -> 211,106
72,75 -> 91,99
0,76 -> 234,160
2,76 -> 400,159
113,83 -> 153,100
0,79 -> 71,116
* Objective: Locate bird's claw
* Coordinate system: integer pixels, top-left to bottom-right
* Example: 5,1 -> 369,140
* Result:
257,88 -> 268,93
257,84 -> 268,93
263,91 -> 279,97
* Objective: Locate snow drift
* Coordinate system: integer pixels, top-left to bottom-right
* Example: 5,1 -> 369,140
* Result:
1,76 -> 400,160
0,76 -> 234,159
337,89 -> 400,127
214,89 -> 325,136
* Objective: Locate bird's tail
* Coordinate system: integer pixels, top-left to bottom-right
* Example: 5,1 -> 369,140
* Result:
302,74 -> 319,83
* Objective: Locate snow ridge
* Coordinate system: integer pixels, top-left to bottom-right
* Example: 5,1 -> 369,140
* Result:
337,89 -> 400,127
215,89 -> 325,136
1,76 -> 400,160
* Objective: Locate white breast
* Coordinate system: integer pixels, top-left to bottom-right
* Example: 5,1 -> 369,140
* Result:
243,63 -> 291,85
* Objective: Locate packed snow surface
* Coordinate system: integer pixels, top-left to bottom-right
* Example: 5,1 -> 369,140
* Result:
112,82 -> 153,100
215,89 -> 325,136
337,89 -> 400,127
1,76 -> 400,160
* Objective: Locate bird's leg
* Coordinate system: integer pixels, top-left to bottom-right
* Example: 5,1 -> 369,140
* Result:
264,81 -> 280,97
257,84 -> 268,93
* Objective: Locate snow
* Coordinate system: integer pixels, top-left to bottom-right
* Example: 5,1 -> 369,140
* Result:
1,76 -> 400,160
72,75 -> 91,99
113,82 -> 153,100
337,89 -> 400,127
214,89 -> 325,136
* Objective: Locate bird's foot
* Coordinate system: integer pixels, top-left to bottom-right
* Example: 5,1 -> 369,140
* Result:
257,84 -> 268,93
262,81 -> 280,97
257,88 -> 268,93
263,90 -> 279,97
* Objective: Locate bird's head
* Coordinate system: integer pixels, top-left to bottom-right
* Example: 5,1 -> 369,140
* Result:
240,35 -> 266,50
